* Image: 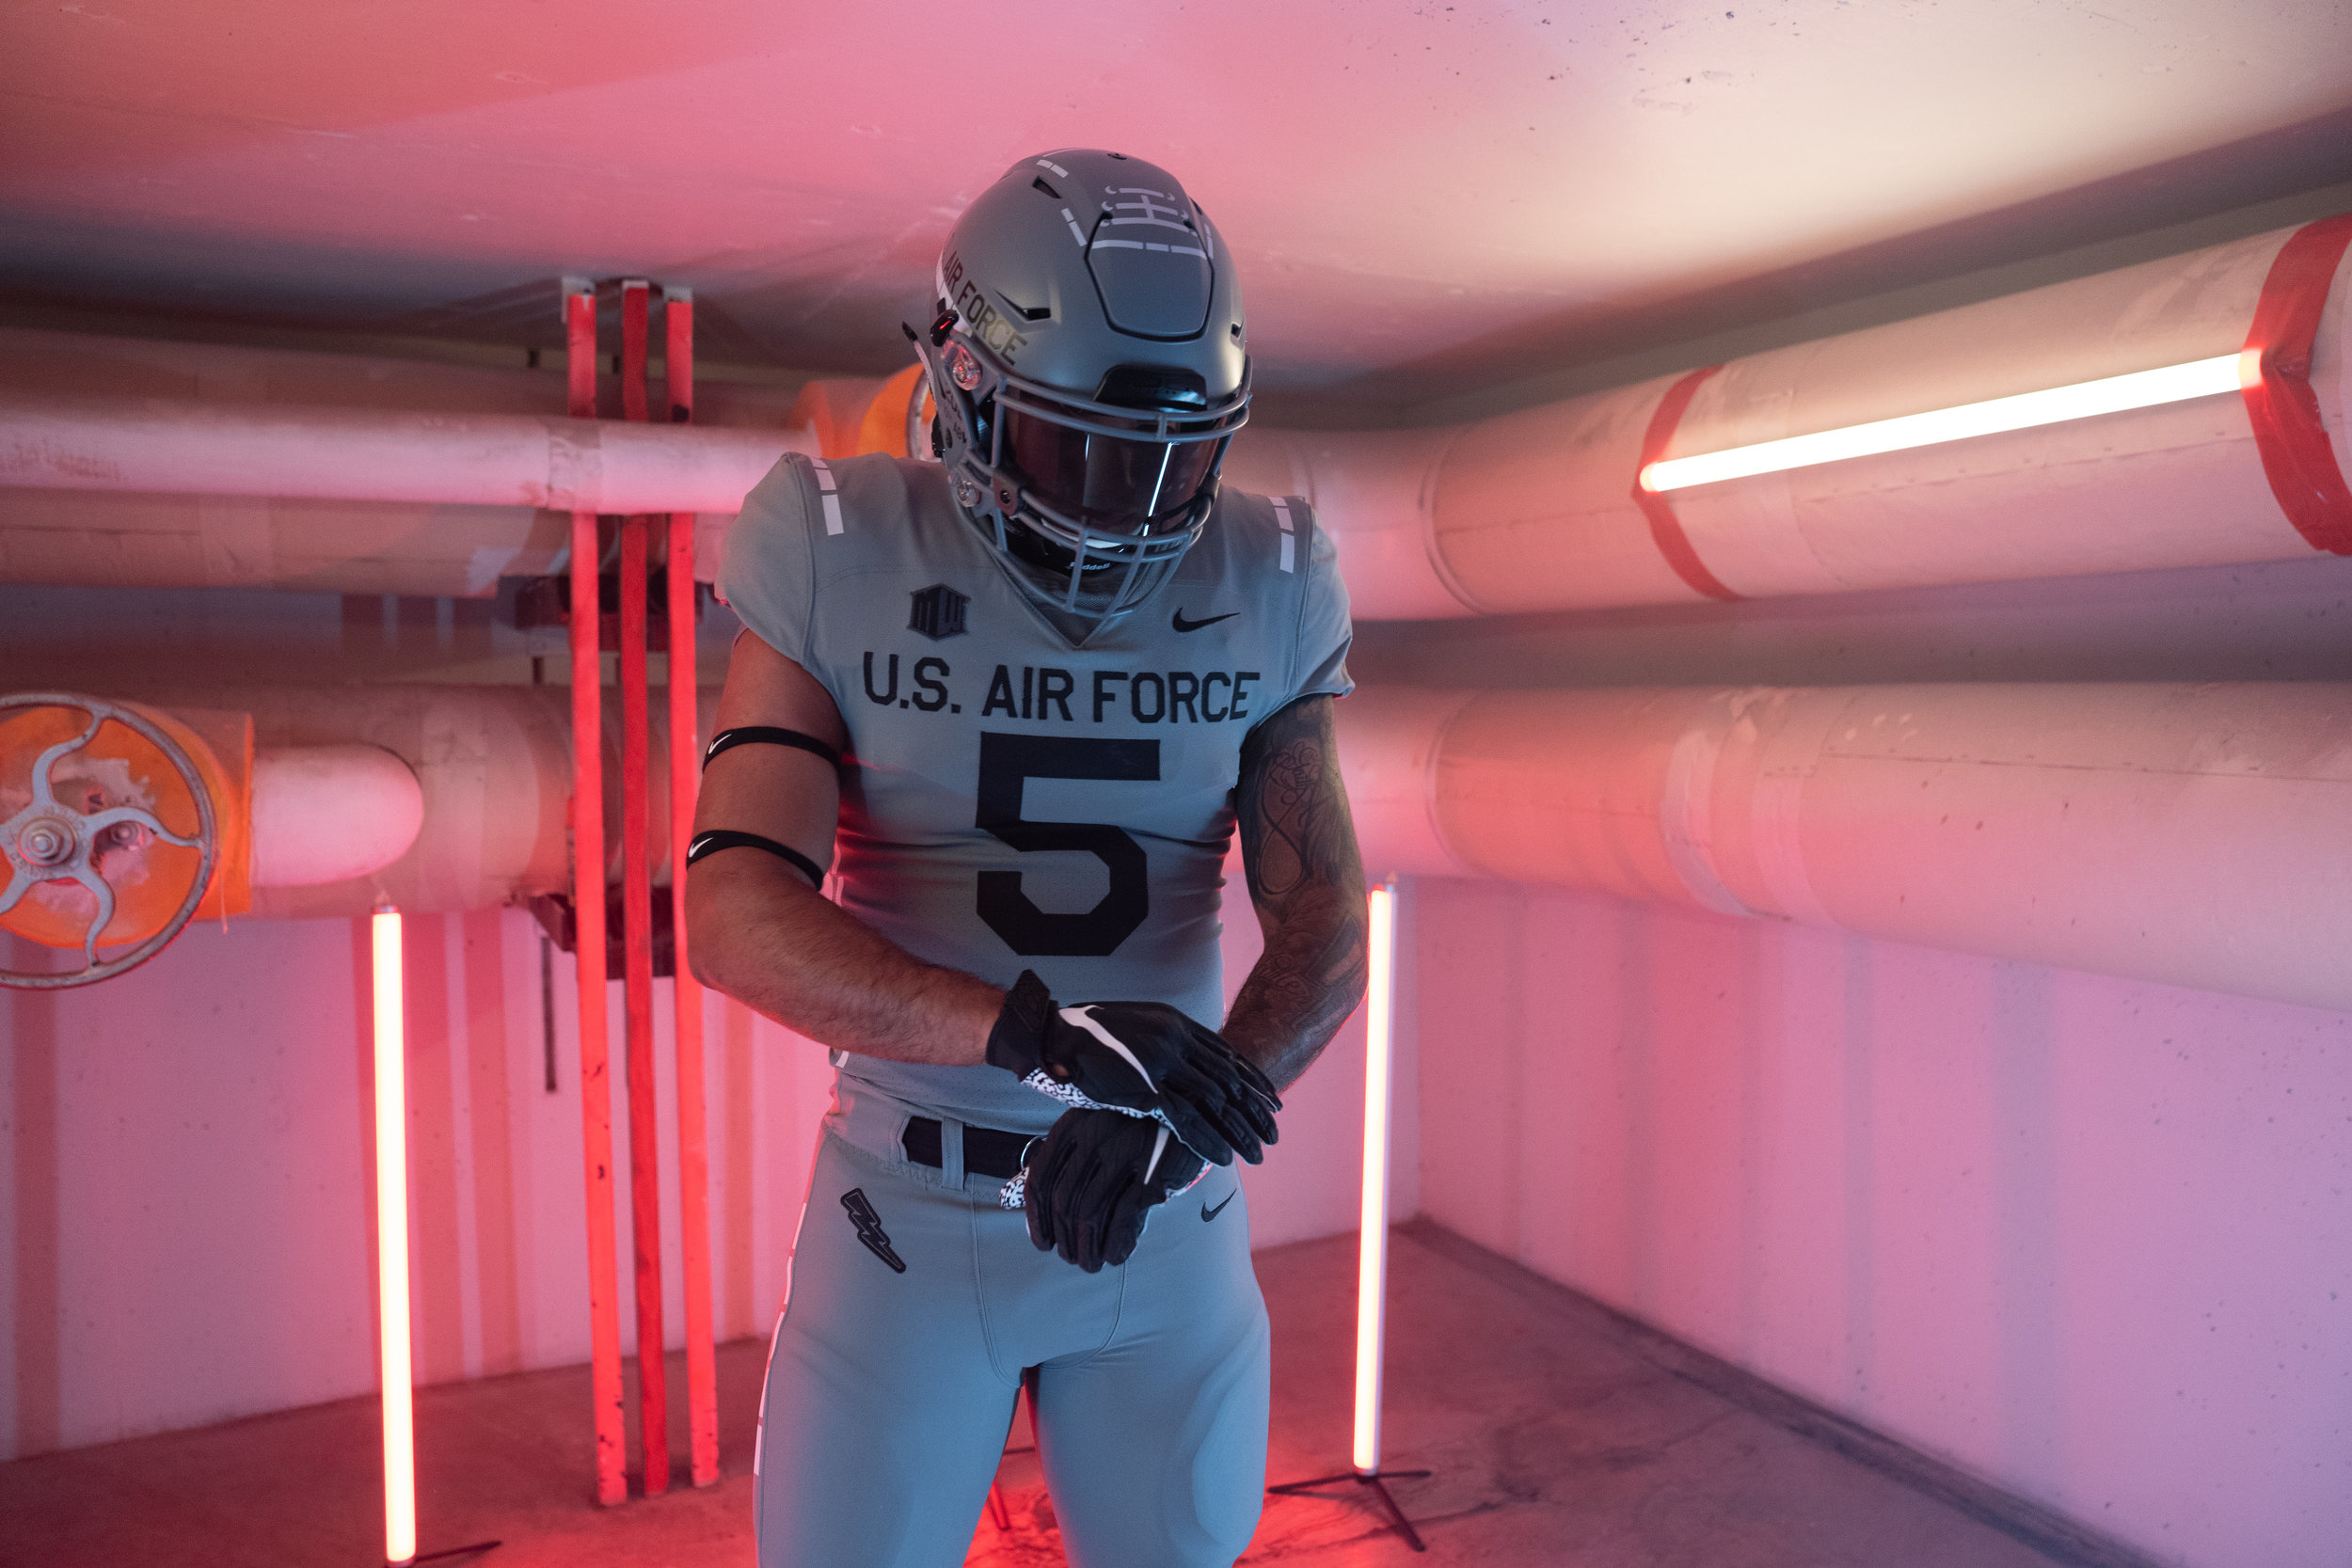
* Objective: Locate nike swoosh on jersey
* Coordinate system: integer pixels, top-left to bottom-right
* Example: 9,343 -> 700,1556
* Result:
1201,1192 -> 1236,1222
1171,609 -> 1239,633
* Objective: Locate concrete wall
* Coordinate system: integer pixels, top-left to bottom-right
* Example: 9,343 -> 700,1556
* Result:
1406,879 -> 2350,1568
0,881 -> 1382,1464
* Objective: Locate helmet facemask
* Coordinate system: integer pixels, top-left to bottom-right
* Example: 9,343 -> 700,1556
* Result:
920,320 -> 1250,619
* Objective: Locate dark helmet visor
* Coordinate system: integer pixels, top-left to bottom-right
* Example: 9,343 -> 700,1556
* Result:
1003,404 -> 1229,533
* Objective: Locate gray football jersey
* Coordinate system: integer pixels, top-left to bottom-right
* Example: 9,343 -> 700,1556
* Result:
720,451 -> 1354,1133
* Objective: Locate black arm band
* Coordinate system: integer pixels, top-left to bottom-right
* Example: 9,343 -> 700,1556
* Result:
703,726 -> 843,771
685,830 -> 827,889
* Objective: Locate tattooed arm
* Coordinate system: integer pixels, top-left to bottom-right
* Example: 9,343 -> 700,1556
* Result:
1224,694 -> 1369,1093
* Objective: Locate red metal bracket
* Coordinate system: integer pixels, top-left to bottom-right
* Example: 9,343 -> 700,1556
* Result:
2240,213 -> 2352,556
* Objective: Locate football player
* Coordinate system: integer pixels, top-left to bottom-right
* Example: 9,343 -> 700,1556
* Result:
689,148 -> 1367,1568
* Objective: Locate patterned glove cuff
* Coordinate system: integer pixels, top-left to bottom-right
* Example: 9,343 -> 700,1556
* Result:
983,969 -> 1057,1080
1019,1070 -> 1167,1129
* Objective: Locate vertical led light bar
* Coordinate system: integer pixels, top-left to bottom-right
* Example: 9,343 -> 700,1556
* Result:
1268,875 -> 1428,1547
1353,879 -> 1398,1475
371,907 -> 417,1567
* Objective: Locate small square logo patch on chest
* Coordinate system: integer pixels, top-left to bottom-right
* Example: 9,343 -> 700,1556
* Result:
908,584 -> 970,641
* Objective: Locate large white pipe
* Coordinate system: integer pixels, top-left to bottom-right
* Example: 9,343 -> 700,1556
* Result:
249,745 -> 424,889
1337,682 -> 2352,1013
1221,215 -> 2352,617
158,685 -> 709,920
0,390 -> 810,517
0,485 -> 567,596
85,677 -> 2352,1019
0,327 -> 808,594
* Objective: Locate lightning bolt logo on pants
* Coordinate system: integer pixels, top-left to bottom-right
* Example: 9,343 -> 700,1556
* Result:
841,1188 -> 907,1274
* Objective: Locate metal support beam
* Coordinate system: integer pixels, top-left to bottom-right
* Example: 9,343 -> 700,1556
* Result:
617,277 -> 669,1498
665,286 -> 722,1489
564,278 -> 628,1508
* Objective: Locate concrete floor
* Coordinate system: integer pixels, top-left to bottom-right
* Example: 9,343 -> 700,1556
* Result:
0,1223 -> 2100,1568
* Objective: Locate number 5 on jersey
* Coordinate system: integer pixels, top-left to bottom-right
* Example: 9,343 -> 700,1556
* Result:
977,733 -> 1157,957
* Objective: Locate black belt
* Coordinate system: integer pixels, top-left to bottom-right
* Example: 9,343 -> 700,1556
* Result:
901,1117 -> 1034,1180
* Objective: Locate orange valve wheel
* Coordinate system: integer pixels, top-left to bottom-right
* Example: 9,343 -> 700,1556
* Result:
0,692 -> 218,990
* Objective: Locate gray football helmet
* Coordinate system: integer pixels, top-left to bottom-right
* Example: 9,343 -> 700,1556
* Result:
914,150 -> 1250,622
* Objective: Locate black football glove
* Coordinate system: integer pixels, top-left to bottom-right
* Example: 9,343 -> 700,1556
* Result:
985,970 -> 1281,1166
1020,1107 -> 1210,1273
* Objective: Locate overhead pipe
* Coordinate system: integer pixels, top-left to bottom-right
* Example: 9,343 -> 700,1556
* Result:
0,326 -> 809,596
1337,681 -> 2352,1014
0,388 -> 810,517
0,485 -> 570,597
3,214 -> 2342,615
0,324 -> 809,421
26,676 -> 2343,1012
1221,214 -> 2352,616
249,745 -> 426,888
0,693 -> 423,957
240,685 -> 577,919
74,682 -> 707,923
46,673 -> 2352,1015
691,214 -> 2352,617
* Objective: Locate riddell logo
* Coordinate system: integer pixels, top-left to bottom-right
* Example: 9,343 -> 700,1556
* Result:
909,584 -> 969,641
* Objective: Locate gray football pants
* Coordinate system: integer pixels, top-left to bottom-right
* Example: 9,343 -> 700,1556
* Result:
753,1109 -> 1271,1568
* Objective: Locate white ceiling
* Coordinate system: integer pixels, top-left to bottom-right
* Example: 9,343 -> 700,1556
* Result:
4,0 -> 2349,416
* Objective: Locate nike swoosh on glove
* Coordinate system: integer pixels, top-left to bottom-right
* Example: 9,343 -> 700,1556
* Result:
985,970 -> 1281,1166
1022,1108 -> 1209,1273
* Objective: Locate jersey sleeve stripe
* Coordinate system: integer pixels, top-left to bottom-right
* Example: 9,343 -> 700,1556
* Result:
809,458 -> 846,535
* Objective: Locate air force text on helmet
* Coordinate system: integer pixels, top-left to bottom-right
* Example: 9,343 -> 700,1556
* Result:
944,253 -> 1029,364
